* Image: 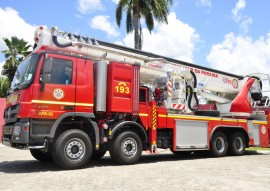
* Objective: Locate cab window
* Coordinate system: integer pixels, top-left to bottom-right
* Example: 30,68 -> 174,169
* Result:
45,57 -> 72,85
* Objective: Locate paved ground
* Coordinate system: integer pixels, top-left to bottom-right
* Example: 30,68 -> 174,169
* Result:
0,144 -> 270,191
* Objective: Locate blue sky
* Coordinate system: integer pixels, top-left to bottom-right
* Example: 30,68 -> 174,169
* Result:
1,0 -> 270,77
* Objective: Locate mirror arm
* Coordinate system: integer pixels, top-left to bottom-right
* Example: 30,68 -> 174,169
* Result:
40,82 -> 45,92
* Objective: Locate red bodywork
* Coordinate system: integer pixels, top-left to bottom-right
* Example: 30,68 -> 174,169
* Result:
6,49 -> 95,122
230,78 -> 255,113
3,46 -> 270,152
107,62 -> 134,113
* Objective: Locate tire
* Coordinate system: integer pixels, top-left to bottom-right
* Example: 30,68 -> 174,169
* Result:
210,131 -> 228,157
228,132 -> 246,156
30,149 -> 52,162
109,131 -> 142,165
91,150 -> 107,160
52,129 -> 92,170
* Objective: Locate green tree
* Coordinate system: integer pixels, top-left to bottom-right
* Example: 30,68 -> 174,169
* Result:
0,76 -> 9,98
1,36 -> 31,82
116,0 -> 173,50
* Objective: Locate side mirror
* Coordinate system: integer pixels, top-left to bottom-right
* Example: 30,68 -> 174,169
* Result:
40,58 -> 53,91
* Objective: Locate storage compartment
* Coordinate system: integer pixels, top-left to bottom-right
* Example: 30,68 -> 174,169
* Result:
175,120 -> 208,150
107,62 -> 133,113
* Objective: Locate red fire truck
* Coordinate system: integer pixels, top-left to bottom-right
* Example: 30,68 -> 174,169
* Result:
1,26 -> 270,169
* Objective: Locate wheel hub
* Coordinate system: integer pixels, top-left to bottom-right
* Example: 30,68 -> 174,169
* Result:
71,145 -> 79,154
64,138 -> 86,162
121,138 -> 137,158
216,137 -> 225,153
235,137 -> 244,151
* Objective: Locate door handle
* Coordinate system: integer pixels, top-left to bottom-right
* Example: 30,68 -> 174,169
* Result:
64,106 -> 74,110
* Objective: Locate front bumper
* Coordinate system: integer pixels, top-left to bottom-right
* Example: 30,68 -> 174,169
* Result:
2,120 -> 30,149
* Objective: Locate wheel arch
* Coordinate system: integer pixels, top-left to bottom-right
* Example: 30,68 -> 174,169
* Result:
49,112 -> 99,150
109,121 -> 148,150
210,126 -> 249,148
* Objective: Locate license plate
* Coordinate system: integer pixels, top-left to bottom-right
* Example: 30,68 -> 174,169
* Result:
13,126 -> 21,135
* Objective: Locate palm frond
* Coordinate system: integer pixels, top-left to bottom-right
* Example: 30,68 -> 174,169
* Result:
115,0 -> 174,49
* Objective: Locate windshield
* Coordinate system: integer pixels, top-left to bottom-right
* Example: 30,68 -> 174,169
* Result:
11,54 -> 39,90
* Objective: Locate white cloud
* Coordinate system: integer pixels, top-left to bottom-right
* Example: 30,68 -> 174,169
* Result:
90,15 -> 119,37
75,14 -> 83,19
232,0 -> 246,21
112,0 -> 119,4
207,33 -> 270,77
77,0 -> 103,14
240,16 -> 252,34
196,0 -> 212,7
0,7 -> 35,59
114,40 -> 124,46
231,0 -> 252,35
120,12 -> 200,63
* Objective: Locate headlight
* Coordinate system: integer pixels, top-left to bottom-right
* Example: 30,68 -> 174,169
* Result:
13,125 -> 22,136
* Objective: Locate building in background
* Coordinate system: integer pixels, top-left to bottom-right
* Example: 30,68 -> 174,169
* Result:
0,98 -> 5,142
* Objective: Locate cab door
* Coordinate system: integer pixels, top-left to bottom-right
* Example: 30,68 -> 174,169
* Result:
31,53 -> 76,119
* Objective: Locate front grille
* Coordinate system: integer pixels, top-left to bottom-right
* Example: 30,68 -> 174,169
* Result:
4,104 -> 20,124
2,126 -> 12,139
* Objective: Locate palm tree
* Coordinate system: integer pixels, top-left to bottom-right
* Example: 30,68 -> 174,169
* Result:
0,77 -> 9,98
1,36 -> 32,82
116,0 -> 173,50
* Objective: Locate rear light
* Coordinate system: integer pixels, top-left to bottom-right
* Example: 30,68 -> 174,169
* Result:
24,126 -> 30,131
102,137 -> 108,142
98,122 -> 108,129
102,123 -> 108,129
40,45 -> 47,50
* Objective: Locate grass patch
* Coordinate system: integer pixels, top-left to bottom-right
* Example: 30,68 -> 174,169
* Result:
246,147 -> 270,151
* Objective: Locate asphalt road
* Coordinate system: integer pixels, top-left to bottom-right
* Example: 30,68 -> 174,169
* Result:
0,144 -> 270,191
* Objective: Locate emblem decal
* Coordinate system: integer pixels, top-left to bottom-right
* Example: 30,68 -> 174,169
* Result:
261,126 -> 267,135
232,79 -> 238,89
53,88 -> 64,100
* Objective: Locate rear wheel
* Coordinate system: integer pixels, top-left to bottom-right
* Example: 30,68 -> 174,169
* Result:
228,132 -> 246,156
109,131 -> 142,165
210,131 -> 228,157
30,149 -> 52,162
52,129 -> 92,170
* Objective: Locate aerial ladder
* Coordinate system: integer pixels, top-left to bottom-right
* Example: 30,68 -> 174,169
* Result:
33,26 -> 269,118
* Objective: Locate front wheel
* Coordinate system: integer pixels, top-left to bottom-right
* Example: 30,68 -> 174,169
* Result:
109,131 -> 142,165
30,149 -> 52,162
210,131 -> 228,157
52,129 -> 92,170
228,132 -> 246,156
